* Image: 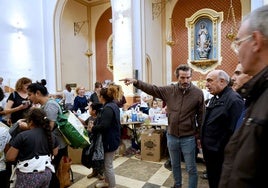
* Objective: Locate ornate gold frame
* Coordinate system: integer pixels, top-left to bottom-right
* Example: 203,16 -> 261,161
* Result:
186,9 -> 223,74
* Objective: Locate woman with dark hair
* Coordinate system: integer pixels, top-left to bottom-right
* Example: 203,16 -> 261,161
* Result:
81,102 -> 104,180
6,108 -> 58,187
27,82 -> 68,187
88,84 -> 121,188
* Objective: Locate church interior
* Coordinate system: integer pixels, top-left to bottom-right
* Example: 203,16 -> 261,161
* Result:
0,0 -> 267,188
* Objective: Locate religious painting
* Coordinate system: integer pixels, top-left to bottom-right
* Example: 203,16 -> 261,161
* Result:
186,9 -> 223,74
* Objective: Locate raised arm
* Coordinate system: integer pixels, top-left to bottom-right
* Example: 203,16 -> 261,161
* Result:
119,78 -> 137,86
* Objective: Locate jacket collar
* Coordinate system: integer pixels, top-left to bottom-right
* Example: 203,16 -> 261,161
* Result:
238,66 -> 268,107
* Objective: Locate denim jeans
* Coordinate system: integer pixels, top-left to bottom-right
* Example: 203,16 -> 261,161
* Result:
167,134 -> 198,188
104,151 -> 116,187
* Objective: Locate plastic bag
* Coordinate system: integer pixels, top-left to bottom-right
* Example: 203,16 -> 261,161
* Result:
56,110 -> 90,148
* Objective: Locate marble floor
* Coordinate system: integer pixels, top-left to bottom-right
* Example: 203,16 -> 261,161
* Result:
69,155 -> 208,188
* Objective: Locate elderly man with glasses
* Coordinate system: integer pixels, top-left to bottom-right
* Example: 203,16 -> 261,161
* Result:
219,5 -> 268,188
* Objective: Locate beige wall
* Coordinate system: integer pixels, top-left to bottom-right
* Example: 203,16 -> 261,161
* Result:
57,0 -> 253,92
60,0 -> 90,90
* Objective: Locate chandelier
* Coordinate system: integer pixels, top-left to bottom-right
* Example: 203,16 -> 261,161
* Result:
226,0 -> 238,41
166,18 -> 176,46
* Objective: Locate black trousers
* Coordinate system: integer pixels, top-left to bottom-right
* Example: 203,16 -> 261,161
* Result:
52,146 -> 68,173
203,148 -> 224,188
0,167 -> 10,188
49,146 -> 68,188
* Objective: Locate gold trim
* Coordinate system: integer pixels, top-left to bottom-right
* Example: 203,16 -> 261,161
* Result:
190,59 -> 218,67
186,9 -> 223,74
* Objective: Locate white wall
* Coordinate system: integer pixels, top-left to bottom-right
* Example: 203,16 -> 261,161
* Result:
0,0 -> 45,89
143,0 -> 165,86
0,0 -> 57,92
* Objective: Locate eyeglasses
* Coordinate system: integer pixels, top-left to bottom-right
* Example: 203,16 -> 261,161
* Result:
231,35 -> 252,54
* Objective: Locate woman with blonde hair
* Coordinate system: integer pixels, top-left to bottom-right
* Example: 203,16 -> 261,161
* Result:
72,86 -> 88,115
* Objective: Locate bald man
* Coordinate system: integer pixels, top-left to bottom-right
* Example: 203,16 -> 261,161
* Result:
201,70 -> 244,188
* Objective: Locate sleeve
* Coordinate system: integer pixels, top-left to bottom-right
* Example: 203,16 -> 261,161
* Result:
228,98 -> 244,132
44,101 -> 60,122
196,90 -> 205,129
0,127 -> 11,152
135,80 -> 170,102
7,92 -> 15,102
9,132 -> 23,149
72,96 -> 79,111
52,134 -> 59,149
92,107 -> 113,134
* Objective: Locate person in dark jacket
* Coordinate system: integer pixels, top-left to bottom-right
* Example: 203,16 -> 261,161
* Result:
72,86 -> 88,114
120,64 -> 205,188
89,82 -> 102,103
88,84 -> 121,188
201,70 -> 244,188
81,102 -> 104,180
219,5 -> 268,188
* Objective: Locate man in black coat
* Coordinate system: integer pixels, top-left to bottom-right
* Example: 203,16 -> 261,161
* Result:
201,70 -> 244,188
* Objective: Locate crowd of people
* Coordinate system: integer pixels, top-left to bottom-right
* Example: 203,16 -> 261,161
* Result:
0,4 -> 268,188
0,77 -> 125,188
120,4 -> 268,188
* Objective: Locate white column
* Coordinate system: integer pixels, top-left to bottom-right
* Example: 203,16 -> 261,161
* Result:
111,0 -> 134,96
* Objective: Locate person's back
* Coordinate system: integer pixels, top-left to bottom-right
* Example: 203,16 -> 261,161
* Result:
63,84 -> 75,110
6,108 -> 58,188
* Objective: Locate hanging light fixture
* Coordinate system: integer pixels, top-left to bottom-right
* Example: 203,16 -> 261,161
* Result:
226,0 -> 237,41
166,18 -> 175,46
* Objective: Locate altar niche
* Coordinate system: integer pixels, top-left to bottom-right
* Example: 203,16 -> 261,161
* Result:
186,8 -> 223,74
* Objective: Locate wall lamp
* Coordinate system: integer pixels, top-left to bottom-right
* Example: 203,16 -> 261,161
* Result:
84,49 -> 93,57
15,21 -> 23,39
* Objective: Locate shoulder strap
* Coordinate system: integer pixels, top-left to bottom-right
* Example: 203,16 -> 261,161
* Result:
46,99 -> 63,114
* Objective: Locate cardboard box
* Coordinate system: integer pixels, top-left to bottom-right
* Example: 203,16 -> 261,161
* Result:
141,129 -> 164,162
68,147 -> 83,164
